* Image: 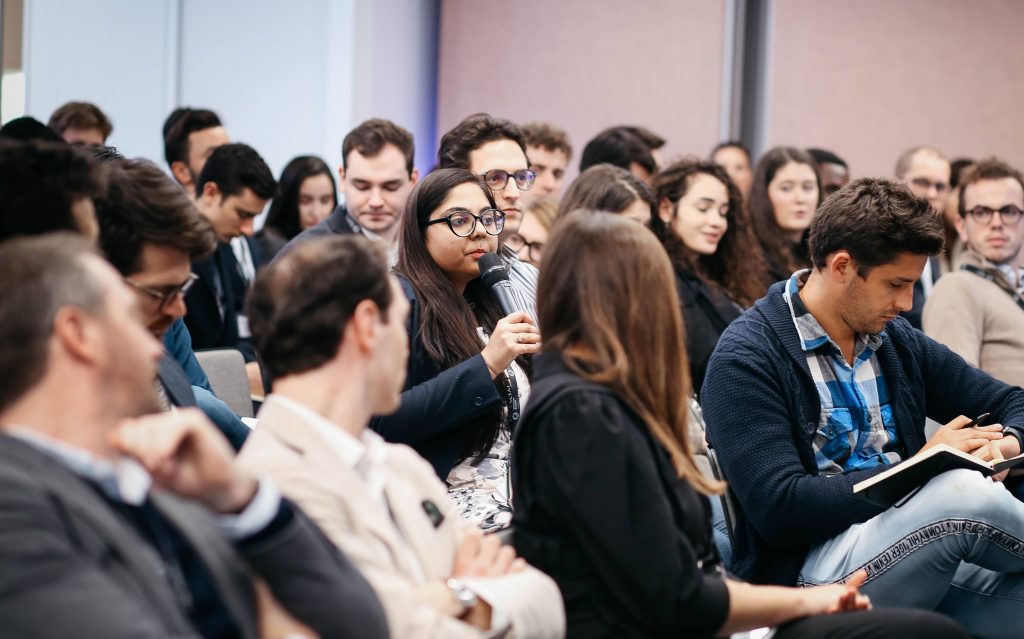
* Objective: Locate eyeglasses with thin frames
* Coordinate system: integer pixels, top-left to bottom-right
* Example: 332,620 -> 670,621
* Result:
505,233 -> 543,262
124,273 -> 199,311
424,207 -> 506,237
481,169 -> 536,192
965,205 -> 1024,226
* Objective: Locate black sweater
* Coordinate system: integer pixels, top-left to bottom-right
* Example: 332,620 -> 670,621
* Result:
512,353 -> 730,638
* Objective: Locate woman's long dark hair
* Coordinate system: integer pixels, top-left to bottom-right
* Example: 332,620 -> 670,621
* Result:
651,158 -> 768,306
395,168 -> 525,463
263,155 -> 337,240
746,147 -> 822,277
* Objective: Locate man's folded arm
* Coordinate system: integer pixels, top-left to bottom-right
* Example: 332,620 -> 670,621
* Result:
235,496 -> 389,639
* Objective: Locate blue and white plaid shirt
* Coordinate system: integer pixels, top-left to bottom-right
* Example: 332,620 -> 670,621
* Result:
783,270 -> 902,475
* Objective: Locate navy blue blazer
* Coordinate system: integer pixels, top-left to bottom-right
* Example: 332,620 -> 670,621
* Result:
274,204 -> 357,262
701,280 -> 1024,586
184,238 -> 263,362
371,277 -> 502,480
901,255 -> 942,329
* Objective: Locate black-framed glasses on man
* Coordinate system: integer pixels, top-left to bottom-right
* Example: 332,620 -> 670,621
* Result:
505,233 -> 543,262
124,273 -> 199,311
481,169 -> 536,192
966,205 -> 1024,226
424,208 -> 506,237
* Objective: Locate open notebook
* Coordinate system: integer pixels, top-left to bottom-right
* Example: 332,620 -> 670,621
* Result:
853,444 -> 1024,508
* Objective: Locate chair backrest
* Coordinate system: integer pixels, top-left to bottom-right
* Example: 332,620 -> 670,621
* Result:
705,446 -> 739,543
194,349 -> 253,418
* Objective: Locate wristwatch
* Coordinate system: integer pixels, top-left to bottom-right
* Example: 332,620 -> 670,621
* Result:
446,578 -> 478,618
1002,427 -> 1024,453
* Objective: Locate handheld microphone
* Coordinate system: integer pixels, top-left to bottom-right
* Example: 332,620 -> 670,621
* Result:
478,252 -> 519,316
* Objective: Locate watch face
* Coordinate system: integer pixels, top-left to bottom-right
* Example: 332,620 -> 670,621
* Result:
447,578 -> 478,612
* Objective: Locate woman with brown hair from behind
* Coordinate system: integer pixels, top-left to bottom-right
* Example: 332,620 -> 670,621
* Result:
510,210 -> 968,639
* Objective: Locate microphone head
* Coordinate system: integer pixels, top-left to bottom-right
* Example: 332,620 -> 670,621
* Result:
478,252 -> 510,287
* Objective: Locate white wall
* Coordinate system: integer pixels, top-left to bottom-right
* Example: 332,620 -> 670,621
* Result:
352,0 -> 439,173
177,0 -> 354,178
24,0 -> 176,163
22,0 -> 438,178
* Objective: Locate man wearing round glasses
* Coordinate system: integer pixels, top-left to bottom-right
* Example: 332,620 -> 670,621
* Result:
96,157 -> 250,449
924,157 -> 1024,388
438,114 -> 539,319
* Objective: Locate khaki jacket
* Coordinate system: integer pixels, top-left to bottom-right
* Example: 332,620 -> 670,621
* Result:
238,397 -> 565,639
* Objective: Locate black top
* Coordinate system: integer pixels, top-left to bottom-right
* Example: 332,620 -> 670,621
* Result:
370,276 -> 502,480
675,268 -> 743,395
511,353 -> 730,638
901,255 -> 941,330
184,239 -> 263,362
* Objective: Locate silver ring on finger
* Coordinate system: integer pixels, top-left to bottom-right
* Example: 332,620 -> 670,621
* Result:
517,334 -> 523,344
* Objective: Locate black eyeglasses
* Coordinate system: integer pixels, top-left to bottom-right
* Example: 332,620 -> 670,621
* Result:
966,205 -> 1023,226
481,169 -> 536,192
424,207 -> 506,237
505,234 -> 543,262
124,273 -> 199,311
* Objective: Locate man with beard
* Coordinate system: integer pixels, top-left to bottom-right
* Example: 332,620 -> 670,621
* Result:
0,234 -> 387,638
701,178 -> 1024,637
438,113 -> 538,319
925,158 -> 1024,388
96,157 -> 251,449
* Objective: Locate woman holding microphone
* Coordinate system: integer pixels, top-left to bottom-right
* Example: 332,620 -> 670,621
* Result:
374,168 -> 538,531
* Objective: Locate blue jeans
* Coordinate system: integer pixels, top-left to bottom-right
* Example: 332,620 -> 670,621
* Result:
708,492 -> 733,569
799,469 -> 1024,639
193,386 -> 250,451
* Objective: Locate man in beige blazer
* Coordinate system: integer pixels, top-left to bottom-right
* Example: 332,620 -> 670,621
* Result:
240,235 -> 565,638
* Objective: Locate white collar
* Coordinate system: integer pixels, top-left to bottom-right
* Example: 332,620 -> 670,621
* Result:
264,394 -> 387,495
6,426 -> 151,505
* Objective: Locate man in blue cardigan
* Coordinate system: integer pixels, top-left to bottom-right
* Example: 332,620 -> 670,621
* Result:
703,177 -> 1024,637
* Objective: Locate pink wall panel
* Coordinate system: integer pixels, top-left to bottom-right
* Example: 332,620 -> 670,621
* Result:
768,0 -> 1024,177
437,0 -> 726,182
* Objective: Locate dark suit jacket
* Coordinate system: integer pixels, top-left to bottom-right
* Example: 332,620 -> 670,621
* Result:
254,227 -> 288,264
675,269 -> 743,396
0,434 -> 387,638
902,255 -> 942,330
371,276 -> 502,480
274,204 -> 356,262
184,238 -> 264,362
158,352 -> 198,408
511,354 -> 730,638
